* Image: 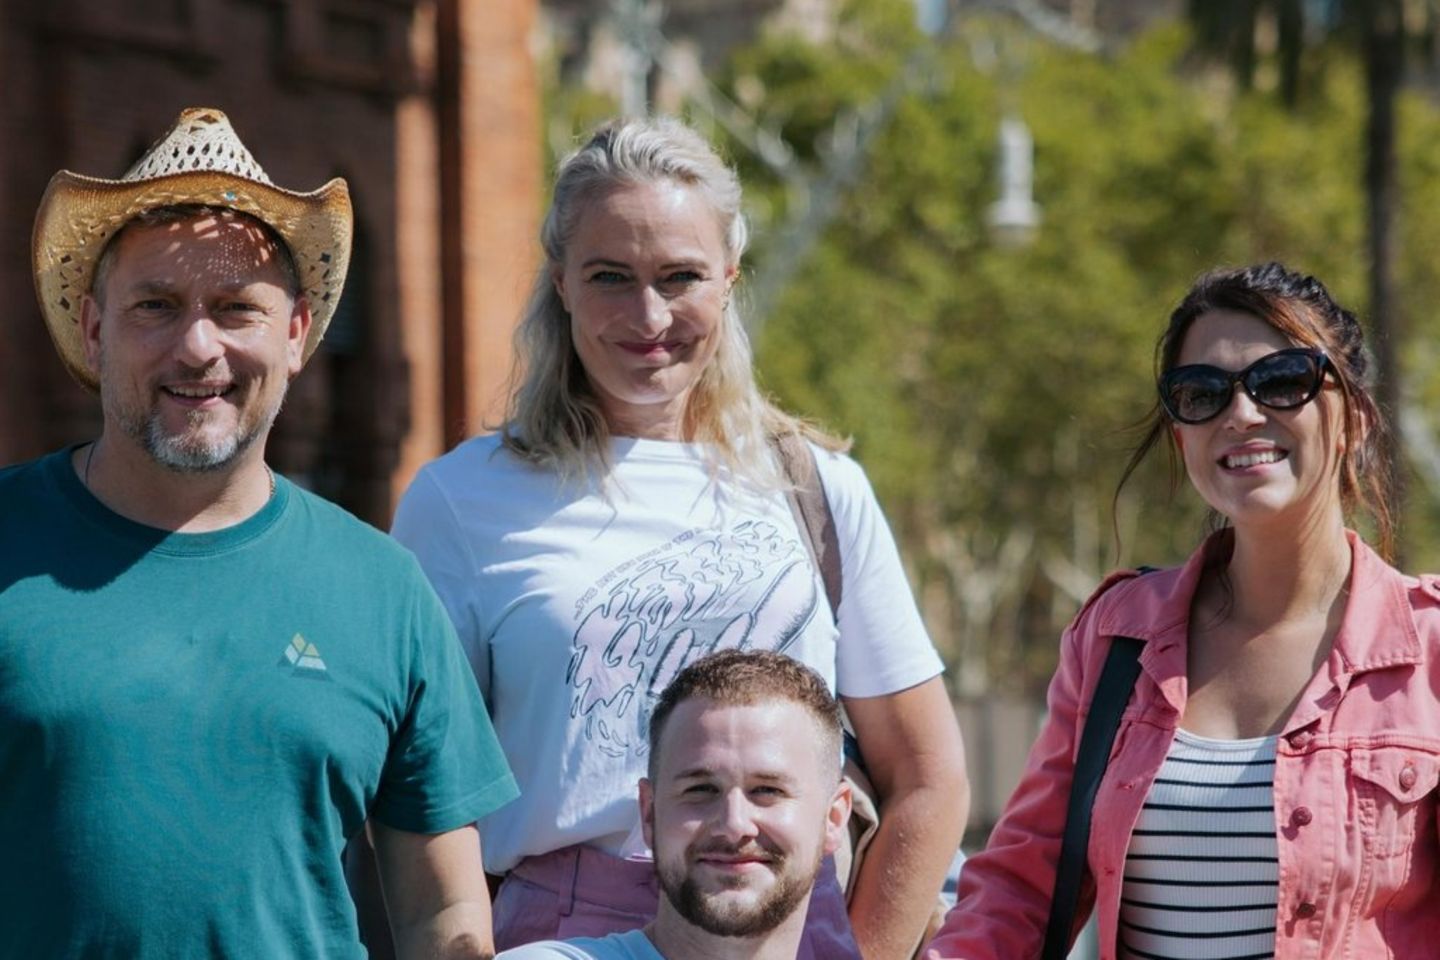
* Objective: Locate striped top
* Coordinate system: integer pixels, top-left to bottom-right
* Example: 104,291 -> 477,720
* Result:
1119,729 -> 1279,960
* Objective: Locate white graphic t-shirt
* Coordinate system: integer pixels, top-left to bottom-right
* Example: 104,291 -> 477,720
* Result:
392,434 -> 943,872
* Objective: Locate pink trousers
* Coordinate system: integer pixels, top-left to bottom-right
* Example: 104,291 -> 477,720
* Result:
493,844 -> 862,959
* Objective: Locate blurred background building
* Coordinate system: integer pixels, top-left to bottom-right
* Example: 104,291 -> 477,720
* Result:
0,0 -> 1176,528
0,0 -> 541,525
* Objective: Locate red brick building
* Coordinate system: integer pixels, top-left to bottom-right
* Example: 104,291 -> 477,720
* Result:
0,0 -> 540,526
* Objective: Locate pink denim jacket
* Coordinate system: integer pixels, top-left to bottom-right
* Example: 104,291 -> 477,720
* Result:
926,531 -> 1440,960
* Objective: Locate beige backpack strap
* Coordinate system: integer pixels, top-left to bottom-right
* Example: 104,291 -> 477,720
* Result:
771,432 -> 843,621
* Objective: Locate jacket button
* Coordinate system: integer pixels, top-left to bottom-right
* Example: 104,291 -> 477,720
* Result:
1399,765 -> 1418,792
1291,806 -> 1313,827
1296,902 -> 1317,919
1288,730 -> 1313,750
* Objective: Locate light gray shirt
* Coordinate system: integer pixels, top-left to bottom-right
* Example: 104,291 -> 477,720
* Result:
498,929 -> 665,960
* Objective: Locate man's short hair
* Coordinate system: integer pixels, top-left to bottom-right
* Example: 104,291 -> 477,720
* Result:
647,650 -> 843,780
90,203 -> 302,306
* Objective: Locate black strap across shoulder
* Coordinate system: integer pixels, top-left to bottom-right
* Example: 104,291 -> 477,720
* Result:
1040,634 -> 1144,960
775,429 -> 1147,956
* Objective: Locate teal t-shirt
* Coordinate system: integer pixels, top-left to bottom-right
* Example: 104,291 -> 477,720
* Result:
0,449 -> 518,958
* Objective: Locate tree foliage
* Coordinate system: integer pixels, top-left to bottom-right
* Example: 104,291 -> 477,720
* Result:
705,9 -> 1440,694
535,3 -> 1440,694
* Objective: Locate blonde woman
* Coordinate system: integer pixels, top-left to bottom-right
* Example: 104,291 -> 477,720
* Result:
392,118 -> 969,960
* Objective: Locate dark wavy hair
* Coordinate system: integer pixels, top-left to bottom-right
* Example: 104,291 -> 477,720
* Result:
1115,262 -> 1394,559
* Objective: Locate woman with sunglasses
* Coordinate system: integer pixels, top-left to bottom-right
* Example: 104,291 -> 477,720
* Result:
926,262 -> 1439,960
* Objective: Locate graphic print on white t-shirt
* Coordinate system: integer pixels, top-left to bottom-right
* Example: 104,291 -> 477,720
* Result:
392,434 -> 944,870
567,517 -> 819,759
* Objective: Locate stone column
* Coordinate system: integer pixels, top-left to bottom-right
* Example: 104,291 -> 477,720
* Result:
437,0 -> 542,447
392,0 -> 447,507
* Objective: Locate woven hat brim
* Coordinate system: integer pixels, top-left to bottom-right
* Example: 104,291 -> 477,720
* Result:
33,169 -> 353,390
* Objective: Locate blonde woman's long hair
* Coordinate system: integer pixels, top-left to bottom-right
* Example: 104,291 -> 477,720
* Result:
501,116 -> 846,488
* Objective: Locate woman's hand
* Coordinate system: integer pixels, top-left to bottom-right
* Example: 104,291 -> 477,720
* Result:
844,676 -> 970,960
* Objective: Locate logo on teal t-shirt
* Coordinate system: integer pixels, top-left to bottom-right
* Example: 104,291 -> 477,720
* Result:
279,633 -> 330,677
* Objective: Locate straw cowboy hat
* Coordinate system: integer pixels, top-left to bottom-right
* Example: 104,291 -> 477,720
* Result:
32,107 -> 353,389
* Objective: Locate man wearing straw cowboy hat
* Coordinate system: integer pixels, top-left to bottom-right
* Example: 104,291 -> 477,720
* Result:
0,108 -> 517,958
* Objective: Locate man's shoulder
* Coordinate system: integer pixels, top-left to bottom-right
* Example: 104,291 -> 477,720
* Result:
0,456 -> 38,484
0,449 -> 66,493
279,480 -> 426,579
498,930 -> 662,960
0,450 -> 77,530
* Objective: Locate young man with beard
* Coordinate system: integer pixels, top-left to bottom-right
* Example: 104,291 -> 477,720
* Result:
499,650 -> 852,960
0,108 -> 517,958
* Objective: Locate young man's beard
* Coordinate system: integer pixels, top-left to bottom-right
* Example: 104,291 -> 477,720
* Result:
657,838 -> 824,938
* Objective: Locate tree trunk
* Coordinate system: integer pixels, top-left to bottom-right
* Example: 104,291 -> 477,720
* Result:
1277,0 -> 1303,107
1365,0 -> 1405,558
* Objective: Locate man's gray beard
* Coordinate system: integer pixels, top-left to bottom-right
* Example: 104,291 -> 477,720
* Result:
119,384 -> 286,473
658,843 -> 821,939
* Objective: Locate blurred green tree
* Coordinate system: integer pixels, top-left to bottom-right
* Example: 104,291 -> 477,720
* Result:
707,8 -> 1440,694
534,2 -> 1440,693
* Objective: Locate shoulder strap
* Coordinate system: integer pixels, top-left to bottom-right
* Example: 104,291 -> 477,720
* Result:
1040,634 -> 1145,960
771,433 -> 843,622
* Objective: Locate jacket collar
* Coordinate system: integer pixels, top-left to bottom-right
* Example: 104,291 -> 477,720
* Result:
1330,530 -> 1423,675
1093,529 -> 1423,718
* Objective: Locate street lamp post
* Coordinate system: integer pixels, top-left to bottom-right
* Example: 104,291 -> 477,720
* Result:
612,0 -> 662,116
986,113 -> 1041,245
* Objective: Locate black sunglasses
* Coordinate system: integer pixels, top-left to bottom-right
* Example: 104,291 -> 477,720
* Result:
1158,348 -> 1331,425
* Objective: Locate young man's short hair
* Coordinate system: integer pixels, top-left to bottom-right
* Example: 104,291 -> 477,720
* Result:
647,649 -> 843,780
